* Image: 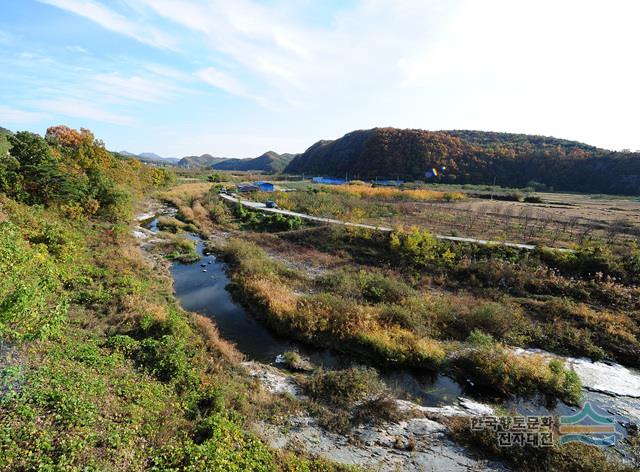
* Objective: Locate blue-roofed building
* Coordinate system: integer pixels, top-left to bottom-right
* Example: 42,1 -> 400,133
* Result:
255,181 -> 275,192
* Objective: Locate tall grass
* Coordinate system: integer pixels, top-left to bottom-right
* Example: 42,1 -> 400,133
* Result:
327,184 -> 465,202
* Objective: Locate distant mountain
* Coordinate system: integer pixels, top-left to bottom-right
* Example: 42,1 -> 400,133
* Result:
176,150 -> 298,173
211,151 -> 298,173
119,150 -> 180,165
118,150 -> 137,157
284,127 -> 640,195
177,154 -> 230,168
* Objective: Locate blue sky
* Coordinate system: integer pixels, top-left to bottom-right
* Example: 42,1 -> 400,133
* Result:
1,0 -> 639,157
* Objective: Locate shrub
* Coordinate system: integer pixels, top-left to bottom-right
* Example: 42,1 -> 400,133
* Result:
352,394 -> 405,426
0,221 -> 68,340
320,269 -> 413,304
151,413 -> 275,471
535,244 -> 624,281
137,335 -> 200,392
390,228 -> 457,268
302,367 -> 386,408
455,345 -> 583,404
280,351 -> 312,371
295,293 -> 368,339
465,302 -> 528,340
467,329 -> 495,347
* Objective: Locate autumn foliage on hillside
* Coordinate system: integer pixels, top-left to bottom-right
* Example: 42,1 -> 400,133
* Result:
0,125 -> 174,221
285,128 -> 640,195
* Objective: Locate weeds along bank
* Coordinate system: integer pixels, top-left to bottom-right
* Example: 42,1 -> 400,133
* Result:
0,128 -> 350,471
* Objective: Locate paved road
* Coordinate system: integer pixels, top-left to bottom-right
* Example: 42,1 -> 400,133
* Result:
220,193 -> 561,251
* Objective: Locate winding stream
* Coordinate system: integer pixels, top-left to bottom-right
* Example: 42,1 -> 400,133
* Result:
145,214 -> 639,455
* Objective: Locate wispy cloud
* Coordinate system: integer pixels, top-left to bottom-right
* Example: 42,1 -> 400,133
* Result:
93,73 -> 174,103
0,106 -> 48,124
37,0 -> 176,50
65,45 -> 89,54
32,98 -> 134,125
125,0 -> 452,109
197,67 -> 246,98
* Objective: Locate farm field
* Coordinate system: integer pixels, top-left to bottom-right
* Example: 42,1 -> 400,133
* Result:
251,181 -> 640,250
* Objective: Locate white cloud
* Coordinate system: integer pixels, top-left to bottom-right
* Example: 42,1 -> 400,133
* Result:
65,45 -> 89,54
144,63 -> 191,82
197,66 -> 268,106
0,106 -> 48,124
93,73 -> 174,103
33,98 -> 134,125
37,0 -> 176,49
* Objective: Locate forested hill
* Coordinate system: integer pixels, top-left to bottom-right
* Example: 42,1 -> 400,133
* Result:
284,128 -> 640,195
177,153 -> 229,168
211,151 -> 297,173
178,151 -> 297,173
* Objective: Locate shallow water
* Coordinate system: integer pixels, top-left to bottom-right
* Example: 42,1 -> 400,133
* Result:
149,218 -> 463,406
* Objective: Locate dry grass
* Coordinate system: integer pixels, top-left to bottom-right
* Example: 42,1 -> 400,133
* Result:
328,184 -> 465,202
159,182 -> 212,205
192,313 -> 244,364
245,278 -> 298,317
119,294 -> 169,324
357,326 -> 447,367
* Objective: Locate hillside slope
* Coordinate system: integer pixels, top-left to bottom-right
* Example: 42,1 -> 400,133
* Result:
284,128 -> 640,195
212,151 -> 297,173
